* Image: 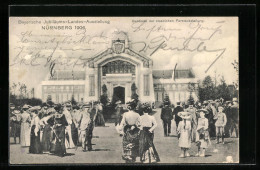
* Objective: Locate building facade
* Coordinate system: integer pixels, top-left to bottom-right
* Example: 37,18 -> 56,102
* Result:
41,38 -> 198,105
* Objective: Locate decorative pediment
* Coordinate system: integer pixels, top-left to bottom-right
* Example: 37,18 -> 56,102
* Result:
88,40 -> 153,68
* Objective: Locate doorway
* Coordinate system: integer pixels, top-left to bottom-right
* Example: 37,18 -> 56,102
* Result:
113,86 -> 125,104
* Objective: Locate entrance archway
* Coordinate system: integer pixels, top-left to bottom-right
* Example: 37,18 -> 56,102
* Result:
113,86 -> 125,104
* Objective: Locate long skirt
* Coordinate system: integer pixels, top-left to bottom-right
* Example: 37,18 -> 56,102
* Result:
41,124 -> 52,152
10,121 -> 20,140
195,130 -> 211,149
71,122 -> 79,146
95,112 -> 105,126
65,125 -> 75,149
50,126 -> 66,157
139,127 -> 160,163
20,122 -> 31,146
29,125 -> 42,154
122,125 -> 140,162
178,129 -> 191,148
191,123 -> 197,142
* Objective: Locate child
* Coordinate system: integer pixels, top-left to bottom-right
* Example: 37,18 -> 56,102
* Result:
177,112 -> 192,158
195,109 -> 211,157
214,106 -> 227,144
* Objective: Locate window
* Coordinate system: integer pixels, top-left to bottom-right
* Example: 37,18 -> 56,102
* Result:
144,75 -> 150,96
89,75 -> 95,96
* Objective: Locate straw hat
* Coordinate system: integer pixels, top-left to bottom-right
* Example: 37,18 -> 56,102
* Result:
196,109 -> 208,114
22,105 -> 29,109
177,112 -> 191,119
115,100 -> 121,105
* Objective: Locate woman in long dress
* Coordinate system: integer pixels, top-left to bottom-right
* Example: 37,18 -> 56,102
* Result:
195,109 -> 211,157
40,111 -> 54,153
29,108 -> 43,154
20,105 -> 31,147
138,104 -> 160,163
177,112 -> 192,158
48,104 -> 68,157
95,102 -> 106,126
119,99 -> 140,163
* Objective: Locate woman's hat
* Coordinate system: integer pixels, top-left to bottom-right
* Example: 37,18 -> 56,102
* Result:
203,101 -> 208,105
66,103 -> 72,107
127,99 -> 137,110
115,100 -> 121,104
177,112 -> 191,119
54,104 -> 62,112
42,102 -> 48,107
197,109 -> 208,113
218,106 -> 224,110
143,103 -> 152,113
22,105 -> 29,109
72,105 -> 80,110
29,107 -> 39,113
13,110 -> 20,114
82,103 -> 91,108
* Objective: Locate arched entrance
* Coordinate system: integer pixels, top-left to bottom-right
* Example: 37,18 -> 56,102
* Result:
113,86 -> 125,104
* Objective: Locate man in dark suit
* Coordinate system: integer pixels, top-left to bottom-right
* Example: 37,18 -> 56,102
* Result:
230,98 -> 239,138
161,102 -> 173,137
173,102 -> 184,129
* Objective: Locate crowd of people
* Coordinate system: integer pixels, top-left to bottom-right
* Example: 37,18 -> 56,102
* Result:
9,101 -> 104,157
9,96 -> 238,163
160,97 -> 239,158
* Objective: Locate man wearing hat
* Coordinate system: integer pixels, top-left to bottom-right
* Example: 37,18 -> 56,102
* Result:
173,102 -> 184,130
230,98 -> 239,138
185,103 -> 197,142
161,101 -> 173,137
78,103 -> 93,151
115,100 -> 123,126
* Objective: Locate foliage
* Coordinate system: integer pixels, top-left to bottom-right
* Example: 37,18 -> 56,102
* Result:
10,94 -> 42,108
198,75 -> 233,102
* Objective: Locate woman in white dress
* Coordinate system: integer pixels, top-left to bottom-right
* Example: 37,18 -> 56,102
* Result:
138,103 -> 160,163
20,105 -> 31,147
177,112 -> 192,158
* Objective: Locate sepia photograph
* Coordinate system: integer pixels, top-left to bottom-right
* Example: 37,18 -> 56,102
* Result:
9,17 -> 239,164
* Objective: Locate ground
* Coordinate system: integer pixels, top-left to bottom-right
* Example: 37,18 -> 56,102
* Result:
10,108 -> 239,164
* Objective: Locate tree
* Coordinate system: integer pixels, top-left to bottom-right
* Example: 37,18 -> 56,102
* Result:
216,76 -> 232,101
232,60 -> 239,89
198,76 -> 215,101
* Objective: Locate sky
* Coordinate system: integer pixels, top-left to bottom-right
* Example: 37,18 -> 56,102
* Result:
9,17 -> 238,98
